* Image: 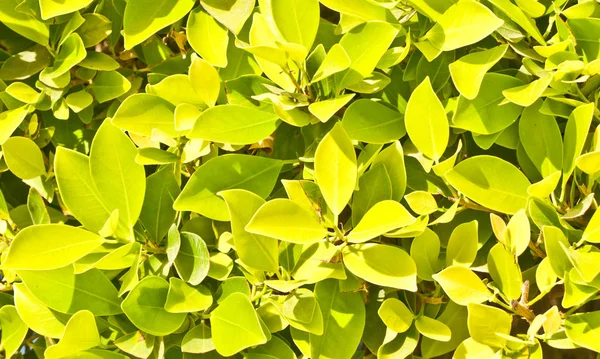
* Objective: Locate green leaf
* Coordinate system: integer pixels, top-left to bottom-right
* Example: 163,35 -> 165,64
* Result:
377,325 -> 420,358
567,247 -> 600,283
189,55 -> 220,107
405,191 -> 438,216
45,310 -> 100,359
112,94 -> 178,137
6,82 -> 40,104
200,0 -> 254,35
182,322 -> 214,354
39,0 -> 93,19
311,44 -> 351,84
347,200 -> 415,243
174,232 -> 210,285
3,224 -> 104,270
123,0 -> 195,49
271,0 -> 320,54
91,71 -> 131,104
487,243 -> 523,300
308,94 -> 355,123
582,207 -> 600,243
0,106 -> 29,145
410,228 -> 442,281
0,305 -> 28,358
121,276 -> 187,336
139,168 -> 180,244
432,266 -> 492,305
246,198 -> 327,244
342,100 -> 406,144
211,292 -> 269,356
567,19 -> 600,61
335,22 -> 399,89
445,155 -> 531,214
0,45 -> 51,81
576,152 -> 600,175
114,331 -> 155,358
506,209 -> 531,256
426,0 -> 503,51
187,105 -> 279,145
487,0 -> 546,44
27,188 -> 50,225
449,45 -> 508,100
405,77 -> 449,161
137,148 -> 180,165
542,226 -> 572,278
565,311 -> 600,352
2,136 -> 45,180
315,122 -> 357,216
14,283 -> 68,338
174,154 -> 283,221
372,141 -> 407,201
89,121 -> 146,237
279,288 -> 324,334
503,74 -> 553,107
54,147 -> 111,233
351,164 -> 392,225
79,52 -> 120,71
519,101 -> 563,177
310,279 -> 365,359
66,91 -> 93,113
452,73 -> 524,134
45,33 -> 86,79
528,171 -> 562,198
318,0 -> 392,21
165,277 -> 213,313
220,189 -> 279,272
563,103 -> 594,187
18,266 -> 123,316
467,303 -> 512,348
76,14 -> 112,47
0,0 -> 49,45
421,301 -> 470,357
415,316 -> 452,342
378,298 -> 414,333
343,243 -> 417,291
187,7 -> 229,67
446,220 -> 478,268
454,338 -> 497,358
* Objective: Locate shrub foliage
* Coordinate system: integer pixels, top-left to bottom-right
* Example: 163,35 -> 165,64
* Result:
0,0 -> 600,358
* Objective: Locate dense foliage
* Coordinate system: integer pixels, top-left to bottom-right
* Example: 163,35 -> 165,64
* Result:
0,0 -> 600,358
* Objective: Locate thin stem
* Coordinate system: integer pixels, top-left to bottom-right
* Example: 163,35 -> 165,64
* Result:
564,294 -> 600,316
449,196 -> 496,214
527,281 -> 561,306
492,295 -> 515,312
144,245 -> 166,254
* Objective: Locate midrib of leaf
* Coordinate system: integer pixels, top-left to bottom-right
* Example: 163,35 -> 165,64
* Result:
187,161 -> 279,202
214,315 -> 263,341
206,113 -> 277,136
352,216 -> 402,238
314,283 -> 338,356
28,271 -> 120,310
8,149 -> 42,175
425,98 -> 439,159
112,139 -> 131,226
19,240 -> 103,264
247,230 -> 277,269
59,152 -> 112,222
290,0 -> 304,46
204,13 -> 222,62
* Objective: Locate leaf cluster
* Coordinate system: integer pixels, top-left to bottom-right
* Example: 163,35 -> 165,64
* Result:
0,0 -> 600,358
